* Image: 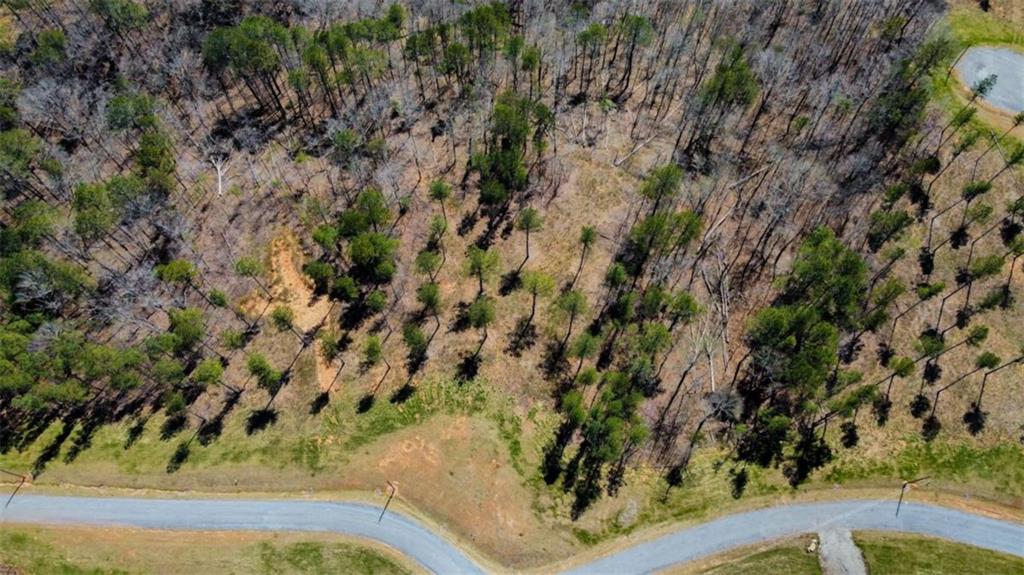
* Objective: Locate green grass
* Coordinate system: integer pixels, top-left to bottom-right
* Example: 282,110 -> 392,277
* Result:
699,543 -> 821,575
0,375 -> 510,493
567,451 -> 786,546
323,378 -> 489,452
489,396 -> 525,474
823,439 -> 1024,498
0,16 -> 15,55
855,531 -> 1024,574
255,541 -> 410,575
946,7 -> 1024,48
0,530 -> 126,575
0,527 -> 411,575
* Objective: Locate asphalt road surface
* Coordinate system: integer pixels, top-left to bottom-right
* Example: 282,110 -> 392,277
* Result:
3,496 -> 1023,574
956,46 -> 1024,113
2,496 -> 484,574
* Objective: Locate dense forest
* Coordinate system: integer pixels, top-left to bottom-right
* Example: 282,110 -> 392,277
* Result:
1,0 -> 1021,520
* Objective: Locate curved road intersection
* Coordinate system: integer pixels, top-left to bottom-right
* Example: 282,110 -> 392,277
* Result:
3,495 -> 1022,574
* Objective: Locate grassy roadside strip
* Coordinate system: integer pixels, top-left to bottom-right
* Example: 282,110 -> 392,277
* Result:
0,524 -> 421,575
854,531 -> 1024,574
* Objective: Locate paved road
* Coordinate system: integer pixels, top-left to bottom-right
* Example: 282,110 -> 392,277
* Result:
564,500 -> 1023,575
2,496 -> 484,574
3,496 -> 1023,574
956,46 -> 1024,113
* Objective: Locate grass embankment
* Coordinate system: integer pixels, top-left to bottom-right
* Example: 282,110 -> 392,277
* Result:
0,376 -> 499,487
854,531 -> 1024,574
0,525 -> 415,575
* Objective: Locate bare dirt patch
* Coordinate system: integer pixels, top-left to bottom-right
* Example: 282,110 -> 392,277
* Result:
237,233 -> 337,392
331,414 -> 578,567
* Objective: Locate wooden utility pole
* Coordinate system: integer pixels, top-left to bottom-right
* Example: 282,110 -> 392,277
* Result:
378,481 -> 397,523
896,476 -> 929,517
1,469 -> 28,510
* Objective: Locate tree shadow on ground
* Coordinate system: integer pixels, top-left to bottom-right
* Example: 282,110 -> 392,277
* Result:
195,416 -> 223,446
32,415 -> 80,476
123,417 -> 148,449
405,349 -> 427,375
448,302 -> 471,333
63,415 -> 103,464
541,340 -> 570,381
839,337 -> 863,365
197,389 -> 243,446
160,414 -> 188,440
390,383 -> 416,404
309,392 -> 331,415
474,221 -> 499,250
457,211 -> 478,237
963,403 -> 986,435
356,394 -> 376,413
166,440 -> 191,474
499,270 -> 522,296
505,317 -> 537,357
457,352 -> 482,383
340,298 -> 378,331
245,408 -> 278,434
5,413 -> 54,454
